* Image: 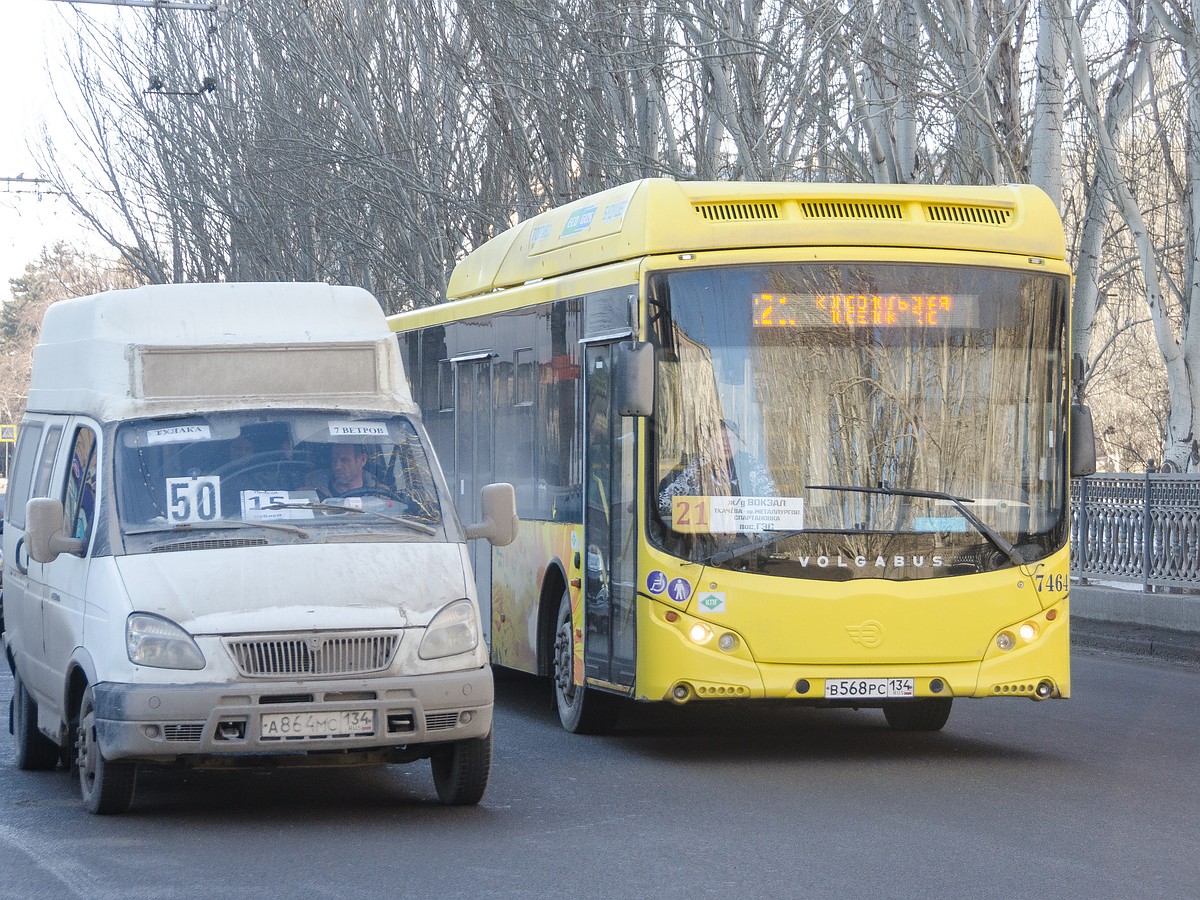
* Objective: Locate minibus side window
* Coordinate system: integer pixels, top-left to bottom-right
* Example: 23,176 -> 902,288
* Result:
6,422 -> 44,530
62,427 -> 99,546
33,424 -> 65,498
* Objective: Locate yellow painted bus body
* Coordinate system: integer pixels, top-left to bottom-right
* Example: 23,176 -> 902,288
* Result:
390,178 -> 1074,722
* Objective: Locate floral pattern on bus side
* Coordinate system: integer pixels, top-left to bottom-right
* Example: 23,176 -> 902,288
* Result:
491,520 -> 581,676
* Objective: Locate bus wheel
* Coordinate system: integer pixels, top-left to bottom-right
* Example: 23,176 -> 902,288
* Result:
553,589 -> 619,735
76,687 -> 137,814
13,670 -> 61,771
430,731 -> 492,806
883,698 -> 952,731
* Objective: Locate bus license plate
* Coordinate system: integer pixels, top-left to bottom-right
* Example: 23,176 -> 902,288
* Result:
260,709 -> 375,740
824,678 -> 915,699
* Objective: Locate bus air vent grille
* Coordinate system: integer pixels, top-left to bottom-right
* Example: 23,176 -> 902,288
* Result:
800,201 -> 903,220
695,201 -> 780,222
925,204 -> 1012,226
225,631 -> 401,677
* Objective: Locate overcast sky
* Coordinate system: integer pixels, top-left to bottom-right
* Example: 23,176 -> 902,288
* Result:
0,0 -> 112,302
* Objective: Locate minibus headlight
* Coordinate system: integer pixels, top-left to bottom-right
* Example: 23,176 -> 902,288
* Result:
418,599 -> 480,660
126,613 -> 206,670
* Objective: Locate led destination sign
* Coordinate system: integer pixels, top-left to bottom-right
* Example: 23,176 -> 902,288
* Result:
753,291 -> 972,329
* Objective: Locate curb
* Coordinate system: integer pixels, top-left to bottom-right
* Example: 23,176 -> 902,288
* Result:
1072,616 -> 1200,669
1071,583 -> 1200,633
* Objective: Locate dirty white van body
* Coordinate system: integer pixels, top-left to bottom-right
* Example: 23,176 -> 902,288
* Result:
2,283 -> 516,813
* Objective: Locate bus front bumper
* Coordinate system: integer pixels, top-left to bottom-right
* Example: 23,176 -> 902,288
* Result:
636,599 -> 1070,704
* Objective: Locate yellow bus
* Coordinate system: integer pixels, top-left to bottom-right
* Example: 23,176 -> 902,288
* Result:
389,179 -> 1094,733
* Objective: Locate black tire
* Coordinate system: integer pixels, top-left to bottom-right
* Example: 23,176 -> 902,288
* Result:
883,697 -> 953,731
76,687 -> 136,815
552,589 -> 619,735
12,670 -> 60,771
430,731 -> 492,806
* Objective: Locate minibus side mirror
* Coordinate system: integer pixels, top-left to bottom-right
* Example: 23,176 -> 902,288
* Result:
26,497 -> 85,563
614,341 -> 655,417
1071,404 -> 1098,477
465,482 -> 519,547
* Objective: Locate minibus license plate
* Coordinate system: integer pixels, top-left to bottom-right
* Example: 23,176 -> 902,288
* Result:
824,678 -> 915,699
261,709 -> 375,739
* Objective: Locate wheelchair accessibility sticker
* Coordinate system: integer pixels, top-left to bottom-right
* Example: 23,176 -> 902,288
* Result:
646,570 -> 668,595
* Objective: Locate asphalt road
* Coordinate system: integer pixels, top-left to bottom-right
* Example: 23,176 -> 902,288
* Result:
2,649 -> 1198,900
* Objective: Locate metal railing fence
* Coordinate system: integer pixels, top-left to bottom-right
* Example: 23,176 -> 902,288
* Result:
1070,474 -> 1200,592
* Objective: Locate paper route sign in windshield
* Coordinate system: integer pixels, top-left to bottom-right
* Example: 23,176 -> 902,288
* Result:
671,496 -> 805,534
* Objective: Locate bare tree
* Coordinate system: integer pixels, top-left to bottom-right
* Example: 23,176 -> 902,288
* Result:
0,243 -> 142,440
27,0 -> 1200,469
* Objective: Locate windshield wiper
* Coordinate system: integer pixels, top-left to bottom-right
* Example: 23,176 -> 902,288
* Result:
807,484 -> 1025,568
265,502 -> 438,535
126,518 -> 310,539
703,527 -> 811,566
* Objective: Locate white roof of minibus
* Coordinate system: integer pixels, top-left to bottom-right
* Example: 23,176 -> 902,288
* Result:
27,282 -> 416,421
40,282 -> 387,345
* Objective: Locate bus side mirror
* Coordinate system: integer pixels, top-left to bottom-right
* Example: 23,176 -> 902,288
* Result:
26,497 -> 85,563
1071,404 -> 1098,477
615,341 -> 654,417
465,482 -> 519,547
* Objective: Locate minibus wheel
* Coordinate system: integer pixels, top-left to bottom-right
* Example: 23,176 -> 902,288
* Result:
12,670 -> 61,771
76,686 -> 136,814
430,731 -> 492,805
552,589 -> 619,735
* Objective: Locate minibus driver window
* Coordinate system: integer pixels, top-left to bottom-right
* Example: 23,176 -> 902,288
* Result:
63,427 -> 98,544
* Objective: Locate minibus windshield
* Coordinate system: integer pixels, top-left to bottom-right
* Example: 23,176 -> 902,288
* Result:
115,410 -> 444,543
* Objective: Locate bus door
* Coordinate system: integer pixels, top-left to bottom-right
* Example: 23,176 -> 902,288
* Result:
583,342 -> 637,690
454,351 -> 495,644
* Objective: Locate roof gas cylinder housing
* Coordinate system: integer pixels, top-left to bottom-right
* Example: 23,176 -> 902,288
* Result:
27,282 -> 416,421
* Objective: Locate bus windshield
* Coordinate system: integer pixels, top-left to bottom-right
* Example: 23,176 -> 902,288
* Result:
115,410 -> 445,548
648,262 -> 1070,580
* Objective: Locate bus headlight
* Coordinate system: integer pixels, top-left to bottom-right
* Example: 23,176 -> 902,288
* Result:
419,599 -> 480,659
996,631 -> 1016,652
127,613 -> 206,670
1019,622 -> 1038,642
689,623 -> 713,644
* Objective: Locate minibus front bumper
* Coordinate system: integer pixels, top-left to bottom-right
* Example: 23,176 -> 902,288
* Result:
89,667 -> 493,764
